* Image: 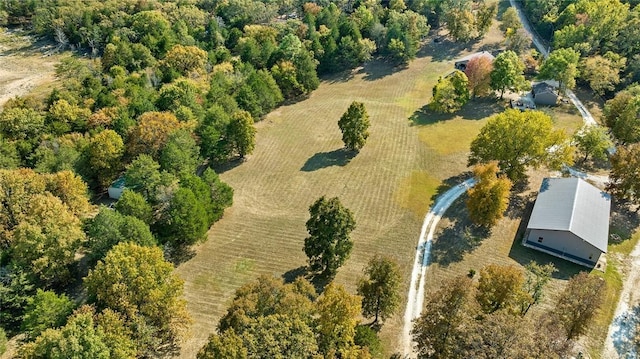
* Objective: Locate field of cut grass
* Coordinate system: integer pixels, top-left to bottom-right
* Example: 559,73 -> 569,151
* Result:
175,25 -> 511,356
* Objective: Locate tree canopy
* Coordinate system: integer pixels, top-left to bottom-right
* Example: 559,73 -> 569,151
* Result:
338,101 -> 371,151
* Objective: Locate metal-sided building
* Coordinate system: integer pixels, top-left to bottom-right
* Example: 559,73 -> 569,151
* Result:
523,177 -> 611,268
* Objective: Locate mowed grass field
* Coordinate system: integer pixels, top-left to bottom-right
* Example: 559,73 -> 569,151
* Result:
175,27 -> 510,356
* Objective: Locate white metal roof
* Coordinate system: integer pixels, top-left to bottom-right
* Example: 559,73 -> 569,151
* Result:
526,177 -> 610,253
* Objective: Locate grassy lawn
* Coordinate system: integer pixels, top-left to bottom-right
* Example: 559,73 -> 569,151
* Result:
175,24 -> 509,357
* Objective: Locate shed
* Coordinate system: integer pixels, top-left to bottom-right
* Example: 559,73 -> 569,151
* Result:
523,177 -> 611,268
454,51 -> 495,71
108,176 -> 127,200
531,82 -> 558,106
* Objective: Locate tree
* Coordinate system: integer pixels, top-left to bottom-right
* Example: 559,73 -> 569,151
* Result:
11,193 -> 86,287
468,109 -> 573,182
430,71 -> 470,113
0,267 -> 35,334
156,187 -> 209,247
82,129 -> 124,188
242,314 -> 319,358
466,162 -> 512,227
338,101 -> 371,151
126,111 -> 181,159
304,196 -> 356,278
538,48 -> 580,92
85,207 -> 156,262
465,56 -> 493,97
115,189 -> 153,224
553,272 -> 605,339
162,44 -> 208,78
226,110 -> 256,159
520,262 -> 557,315
458,311 -> 530,358
412,275 -> 476,359
0,328 -> 5,356
500,7 -> 522,33
443,4 -> 476,42
475,2 -> 497,37
159,129 -> 201,175
84,243 -> 190,350
316,283 -> 362,356
607,143 -> 640,206
21,289 -> 74,340
198,330 -> 247,359
357,255 -> 401,324
603,84 -> 640,144
506,28 -> 532,55
44,170 -> 92,217
490,50 -> 528,99
123,154 -> 163,200
581,53 -> 626,96
573,126 -> 613,163
475,264 -> 526,314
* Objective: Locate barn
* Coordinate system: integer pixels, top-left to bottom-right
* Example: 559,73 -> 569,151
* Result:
523,177 -> 611,268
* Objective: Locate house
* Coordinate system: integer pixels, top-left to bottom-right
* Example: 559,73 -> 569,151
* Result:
108,176 -> 127,200
531,82 -> 558,106
454,51 -> 495,71
523,177 -> 611,268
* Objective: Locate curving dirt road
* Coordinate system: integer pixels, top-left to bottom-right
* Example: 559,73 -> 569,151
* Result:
401,179 -> 476,356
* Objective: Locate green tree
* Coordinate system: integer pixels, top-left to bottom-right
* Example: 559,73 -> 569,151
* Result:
553,272 -> 605,339
0,135 -> 20,169
156,187 -> 209,247
500,7 -> 522,33
338,101 -> 371,151
443,5 -> 476,42
430,70 -> 470,113
242,314 -> 319,359
538,48 -> 580,92
21,289 -> 74,340
226,110 -> 256,159
466,162 -> 512,227
475,264 -> 526,314
573,126 -> 613,163
0,268 -> 35,334
475,2 -> 497,37
304,196 -> 356,278
607,144 -> 640,206
468,109 -> 573,182
84,243 -> 190,350
124,154 -> 163,200
357,255 -> 401,324
603,84 -> 640,144
490,50 -> 528,99
520,262 -> 557,315
85,207 -> 156,262
0,328 -> 6,356
159,129 -> 201,175
412,275 -> 476,359
581,53 -> 626,96
198,330 -> 247,359
115,189 -> 153,224
316,283 -> 362,356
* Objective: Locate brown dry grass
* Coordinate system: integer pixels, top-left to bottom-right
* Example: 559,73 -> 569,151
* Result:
175,24 -> 511,357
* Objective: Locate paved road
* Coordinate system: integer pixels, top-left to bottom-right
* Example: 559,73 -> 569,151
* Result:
401,179 -> 476,356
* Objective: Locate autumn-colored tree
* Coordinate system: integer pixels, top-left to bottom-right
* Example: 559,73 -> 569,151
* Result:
162,44 -> 208,78
304,196 -> 356,278
581,52 -> 626,96
412,275 -> 476,359
430,70 -> 470,113
126,111 -> 181,159
83,129 -> 124,188
338,101 -> 371,151
475,264 -> 526,314
11,193 -> 86,287
85,243 -> 190,350
0,169 -> 46,246
466,162 -> 512,227
465,55 -> 493,97
500,7 -> 522,33
490,50 -> 528,99
573,126 -> 613,163
316,283 -> 362,356
44,170 -> 92,217
226,110 -> 256,159
607,143 -> 640,206
468,109 -> 573,182
357,255 -> 401,324
552,272 -> 605,339
198,330 -> 248,359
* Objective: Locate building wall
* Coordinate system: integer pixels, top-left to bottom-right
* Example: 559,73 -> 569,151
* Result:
533,92 -> 557,106
525,229 -> 601,266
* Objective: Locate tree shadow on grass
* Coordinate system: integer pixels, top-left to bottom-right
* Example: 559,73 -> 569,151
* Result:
418,35 -> 482,62
301,148 -> 357,172
609,201 -> 640,245
430,194 -> 491,267
211,157 -> 245,174
359,57 -> 408,81
282,265 -> 333,294
409,98 -> 504,127
164,245 -> 197,266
